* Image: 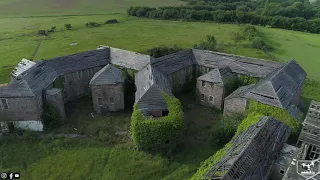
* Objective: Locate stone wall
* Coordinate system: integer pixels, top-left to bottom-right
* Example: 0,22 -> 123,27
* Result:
196,80 -> 225,110
62,66 -> 102,102
223,97 -> 248,116
91,83 -> 124,113
46,88 -> 66,121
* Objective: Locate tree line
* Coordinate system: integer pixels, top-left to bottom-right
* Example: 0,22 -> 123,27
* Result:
127,2 -> 320,34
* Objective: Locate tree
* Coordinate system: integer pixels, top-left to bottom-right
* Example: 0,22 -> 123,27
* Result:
252,37 -> 267,49
38,30 -> 48,36
197,35 -> 217,51
231,32 -> 245,44
65,24 -> 72,30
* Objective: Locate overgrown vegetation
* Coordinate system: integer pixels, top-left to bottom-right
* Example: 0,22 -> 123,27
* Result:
191,112 -> 263,180
131,92 -> 184,154
41,103 -> 63,131
211,113 -> 244,145
38,30 -> 48,36
127,0 -> 320,33
247,100 -> 301,133
85,22 -> 101,28
193,34 -> 217,51
146,44 -> 183,58
64,24 -> 72,30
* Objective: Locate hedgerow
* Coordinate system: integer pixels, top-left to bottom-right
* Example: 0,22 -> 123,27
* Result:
191,112 -> 263,180
247,100 -> 301,133
131,92 -> 184,154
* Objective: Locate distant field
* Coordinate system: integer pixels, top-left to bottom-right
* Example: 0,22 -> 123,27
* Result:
0,0 -> 185,16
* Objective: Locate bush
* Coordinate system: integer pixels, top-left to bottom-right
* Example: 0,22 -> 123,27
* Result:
64,24 -> 72,30
211,113 -> 244,145
41,103 -> 63,131
195,34 -> 217,51
131,92 -> 184,154
146,44 -> 183,58
242,25 -> 261,40
85,22 -> 100,28
252,37 -> 267,49
38,30 -> 48,36
105,19 -> 119,24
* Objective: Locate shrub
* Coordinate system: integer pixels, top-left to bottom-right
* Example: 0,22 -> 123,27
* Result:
38,30 -> 48,36
105,19 -> 119,24
131,92 -> 184,154
41,103 -> 63,131
195,34 -> 217,51
231,32 -> 245,44
85,22 -> 100,28
211,113 -> 244,145
252,37 -> 267,49
239,75 -> 258,85
64,24 -> 72,30
146,44 -> 183,58
242,25 -> 261,40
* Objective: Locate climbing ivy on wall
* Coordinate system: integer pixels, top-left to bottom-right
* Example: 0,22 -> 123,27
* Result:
42,103 -> 63,131
247,100 -> 301,133
131,92 -> 184,154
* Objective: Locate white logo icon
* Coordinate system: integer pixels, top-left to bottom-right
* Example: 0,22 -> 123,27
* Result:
297,158 -> 320,179
9,173 -> 13,179
0,173 -> 7,179
14,173 -> 20,178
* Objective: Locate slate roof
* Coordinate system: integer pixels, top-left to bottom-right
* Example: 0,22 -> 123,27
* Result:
197,67 -> 234,85
275,143 -> 298,166
226,60 -> 306,119
89,64 -> 124,86
151,49 -> 195,75
192,49 -> 284,77
135,64 -> 173,114
203,116 -> 291,179
0,49 -> 110,97
109,47 -> 152,71
11,58 -> 36,79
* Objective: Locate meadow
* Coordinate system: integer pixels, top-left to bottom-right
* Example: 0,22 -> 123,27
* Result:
0,0 -> 320,179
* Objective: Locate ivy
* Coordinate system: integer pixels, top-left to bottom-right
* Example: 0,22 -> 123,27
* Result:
131,92 -> 184,154
247,100 -> 301,133
191,112 -> 263,180
42,103 -> 63,131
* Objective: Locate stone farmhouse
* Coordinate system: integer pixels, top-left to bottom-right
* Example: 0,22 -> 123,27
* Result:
0,46 -> 306,133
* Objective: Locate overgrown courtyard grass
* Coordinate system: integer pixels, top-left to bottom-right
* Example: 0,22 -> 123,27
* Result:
0,93 -> 221,180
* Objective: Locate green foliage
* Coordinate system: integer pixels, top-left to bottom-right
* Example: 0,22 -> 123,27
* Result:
85,22 -> 100,28
242,25 -> 262,41
239,75 -> 258,85
191,112 -> 263,180
131,92 -> 184,154
231,32 -> 245,44
252,37 -> 268,50
105,19 -> 119,24
38,30 -> 48,36
194,34 -> 217,51
211,113 -> 244,145
146,44 -> 183,58
41,103 -> 63,131
247,100 -> 301,133
64,24 -> 72,30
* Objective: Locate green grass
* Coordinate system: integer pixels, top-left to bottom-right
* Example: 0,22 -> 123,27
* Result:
0,93 -> 220,180
0,0 -> 185,17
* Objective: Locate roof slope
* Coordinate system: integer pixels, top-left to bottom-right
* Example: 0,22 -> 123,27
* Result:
151,49 -> 195,75
110,47 -> 152,71
11,58 -> 36,79
0,49 -> 110,97
197,67 -> 234,85
135,64 -> 173,113
244,60 -> 306,109
192,49 -> 284,77
90,64 -> 124,85
204,116 -> 291,179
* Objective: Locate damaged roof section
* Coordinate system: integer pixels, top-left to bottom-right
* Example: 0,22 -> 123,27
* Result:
11,58 -> 36,80
90,64 -> 124,86
203,116 -> 291,179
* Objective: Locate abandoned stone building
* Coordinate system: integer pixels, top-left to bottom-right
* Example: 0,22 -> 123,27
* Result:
201,116 -> 291,180
196,67 -> 235,110
223,60 -> 306,119
0,46 -> 306,132
282,100 -> 320,180
89,64 -> 125,113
